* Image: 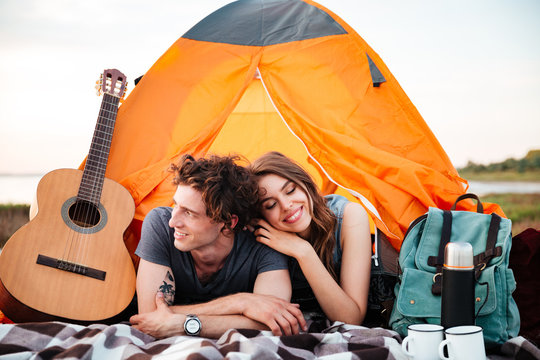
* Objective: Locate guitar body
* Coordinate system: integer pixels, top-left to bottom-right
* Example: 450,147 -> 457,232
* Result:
0,169 -> 136,322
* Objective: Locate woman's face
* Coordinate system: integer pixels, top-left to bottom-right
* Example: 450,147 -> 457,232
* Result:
257,173 -> 312,237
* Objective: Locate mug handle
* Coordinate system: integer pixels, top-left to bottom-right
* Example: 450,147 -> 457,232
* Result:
438,339 -> 451,360
402,336 -> 414,357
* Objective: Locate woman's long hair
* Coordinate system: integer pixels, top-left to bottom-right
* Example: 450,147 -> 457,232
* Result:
250,152 -> 338,280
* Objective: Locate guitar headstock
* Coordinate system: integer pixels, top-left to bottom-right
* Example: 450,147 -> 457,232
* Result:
95,69 -> 127,101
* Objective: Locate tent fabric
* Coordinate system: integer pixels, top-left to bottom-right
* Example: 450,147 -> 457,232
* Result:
183,0 -> 347,46
86,0 -> 505,252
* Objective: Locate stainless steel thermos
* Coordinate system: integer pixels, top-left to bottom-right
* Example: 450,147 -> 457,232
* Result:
441,242 -> 475,328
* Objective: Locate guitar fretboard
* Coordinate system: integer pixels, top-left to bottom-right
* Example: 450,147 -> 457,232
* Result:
78,93 -> 120,204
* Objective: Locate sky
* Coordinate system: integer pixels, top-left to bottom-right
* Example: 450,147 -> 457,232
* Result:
1,0 -> 539,174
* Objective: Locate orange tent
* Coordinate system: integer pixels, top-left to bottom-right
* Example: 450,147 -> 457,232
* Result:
89,0 -> 504,253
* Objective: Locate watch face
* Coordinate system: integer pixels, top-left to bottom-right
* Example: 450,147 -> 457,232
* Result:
185,318 -> 200,334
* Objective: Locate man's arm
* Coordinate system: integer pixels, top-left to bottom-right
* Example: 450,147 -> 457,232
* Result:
131,292 -> 269,338
131,269 -> 305,338
132,263 -> 305,337
136,258 -> 249,316
246,269 -> 306,335
172,269 -> 306,334
133,260 -> 265,338
136,259 -> 173,313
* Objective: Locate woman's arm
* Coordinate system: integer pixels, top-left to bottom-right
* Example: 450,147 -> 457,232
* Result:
254,202 -> 371,324
333,202 -> 372,323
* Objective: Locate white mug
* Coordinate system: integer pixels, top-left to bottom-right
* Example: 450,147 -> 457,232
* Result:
401,323 -> 444,360
438,325 -> 486,360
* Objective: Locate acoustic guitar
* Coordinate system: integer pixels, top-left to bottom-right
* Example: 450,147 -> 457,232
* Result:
0,69 -> 136,323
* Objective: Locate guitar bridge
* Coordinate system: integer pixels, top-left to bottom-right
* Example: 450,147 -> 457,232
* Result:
36,254 -> 106,281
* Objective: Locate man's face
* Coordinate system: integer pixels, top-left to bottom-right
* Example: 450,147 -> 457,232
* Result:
168,184 -> 224,252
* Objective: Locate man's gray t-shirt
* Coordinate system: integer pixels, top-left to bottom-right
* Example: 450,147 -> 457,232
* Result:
135,207 -> 288,305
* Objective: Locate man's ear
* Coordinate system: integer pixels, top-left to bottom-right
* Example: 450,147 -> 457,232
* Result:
230,214 -> 239,230
220,215 -> 239,236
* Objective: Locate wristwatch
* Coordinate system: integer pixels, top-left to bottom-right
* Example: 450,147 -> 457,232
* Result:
183,314 -> 201,336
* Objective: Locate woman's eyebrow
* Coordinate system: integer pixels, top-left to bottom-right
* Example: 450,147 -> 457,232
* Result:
281,180 -> 292,191
260,180 -> 292,203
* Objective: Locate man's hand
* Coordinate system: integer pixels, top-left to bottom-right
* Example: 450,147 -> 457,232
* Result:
130,292 -> 184,338
238,293 -> 307,336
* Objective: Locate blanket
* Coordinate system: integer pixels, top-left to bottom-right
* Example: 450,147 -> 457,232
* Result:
0,321 -> 538,359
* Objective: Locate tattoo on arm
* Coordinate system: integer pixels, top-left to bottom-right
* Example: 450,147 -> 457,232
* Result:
158,271 -> 176,306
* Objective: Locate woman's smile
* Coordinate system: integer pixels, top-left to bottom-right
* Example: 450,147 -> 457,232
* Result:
283,206 -> 303,224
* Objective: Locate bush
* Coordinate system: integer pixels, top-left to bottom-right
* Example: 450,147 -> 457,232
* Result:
0,205 -> 30,248
459,150 -> 540,174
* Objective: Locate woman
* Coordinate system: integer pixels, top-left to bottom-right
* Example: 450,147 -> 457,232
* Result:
249,152 -> 372,325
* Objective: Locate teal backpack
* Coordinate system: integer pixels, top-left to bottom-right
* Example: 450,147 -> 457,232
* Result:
389,194 -> 520,348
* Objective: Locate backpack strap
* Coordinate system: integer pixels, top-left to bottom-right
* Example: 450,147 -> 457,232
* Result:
427,210 -> 452,295
426,194 -> 503,294
451,193 -> 484,213
473,214 -> 503,279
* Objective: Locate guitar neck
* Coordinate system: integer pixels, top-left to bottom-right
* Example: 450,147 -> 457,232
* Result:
78,93 -> 120,204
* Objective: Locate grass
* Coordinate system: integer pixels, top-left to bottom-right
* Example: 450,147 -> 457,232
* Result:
0,203 -> 31,211
459,169 -> 540,182
481,193 -> 540,235
457,169 -> 540,234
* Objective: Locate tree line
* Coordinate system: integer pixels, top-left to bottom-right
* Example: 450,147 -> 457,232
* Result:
458,150 -> 540,173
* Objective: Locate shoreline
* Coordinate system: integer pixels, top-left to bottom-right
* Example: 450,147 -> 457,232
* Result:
2,183 -> 540,207
2,192 -> 538,241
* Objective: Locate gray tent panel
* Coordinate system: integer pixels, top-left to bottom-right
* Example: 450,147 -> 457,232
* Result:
366,53 -> 386,87
183,0 -> 347,46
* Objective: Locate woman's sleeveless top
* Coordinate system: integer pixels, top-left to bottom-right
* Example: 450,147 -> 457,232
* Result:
289,194 -> 349,315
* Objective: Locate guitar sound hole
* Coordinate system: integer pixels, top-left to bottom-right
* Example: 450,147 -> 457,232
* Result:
68,200 -> 101,228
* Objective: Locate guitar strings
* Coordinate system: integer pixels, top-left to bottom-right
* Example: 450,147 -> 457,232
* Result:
62,80 -> 120,274
76,91 -> 119,274
61,80 -> 109,268
61,99 -> 104,271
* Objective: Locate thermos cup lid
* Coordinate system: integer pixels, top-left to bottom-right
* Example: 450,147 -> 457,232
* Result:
444,242 -> 474,269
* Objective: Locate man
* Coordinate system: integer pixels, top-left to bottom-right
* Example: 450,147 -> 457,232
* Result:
130,154 -> 306,338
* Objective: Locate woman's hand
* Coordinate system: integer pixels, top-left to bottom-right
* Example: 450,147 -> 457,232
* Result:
251,219 -> 311,259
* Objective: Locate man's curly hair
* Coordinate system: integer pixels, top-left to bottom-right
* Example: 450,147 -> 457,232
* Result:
170,154 -> 259,234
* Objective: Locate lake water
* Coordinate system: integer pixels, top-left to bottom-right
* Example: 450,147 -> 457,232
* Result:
467,181 -> 540,196
1,174 -> 540,204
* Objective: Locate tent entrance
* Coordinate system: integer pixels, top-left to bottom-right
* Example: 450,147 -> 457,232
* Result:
207,73 -> 324,184
209,71 -> 388,262
208,70 -> 385,232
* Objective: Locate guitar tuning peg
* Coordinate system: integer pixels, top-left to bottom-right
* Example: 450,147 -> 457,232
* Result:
95,74 -> 104,96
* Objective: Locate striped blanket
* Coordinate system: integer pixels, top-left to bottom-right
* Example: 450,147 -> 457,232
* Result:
0,321 -> 538,359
